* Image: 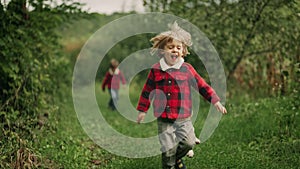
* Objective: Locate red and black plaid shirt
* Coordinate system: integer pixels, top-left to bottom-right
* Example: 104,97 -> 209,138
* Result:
137,62 -> 220,120
102,69 -> 126,90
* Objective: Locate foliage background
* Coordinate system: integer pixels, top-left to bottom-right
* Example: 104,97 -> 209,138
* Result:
0,0 -> 299,168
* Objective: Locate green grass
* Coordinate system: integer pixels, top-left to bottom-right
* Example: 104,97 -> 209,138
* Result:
35,83 -> 300,168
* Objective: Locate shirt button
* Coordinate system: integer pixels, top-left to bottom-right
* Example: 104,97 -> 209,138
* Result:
167,93 -> 171,99
168,80 -> 171,84
166,106 -> 170,112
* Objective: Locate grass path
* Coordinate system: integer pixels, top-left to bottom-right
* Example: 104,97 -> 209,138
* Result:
36,85 -> 300,168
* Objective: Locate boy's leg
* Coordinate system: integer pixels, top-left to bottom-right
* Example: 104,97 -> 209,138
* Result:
183,126 -> 200,158
109,89 -> 118,110
174,119 -> 195,160
157,119 -> 177,169
108,89 -> 113,108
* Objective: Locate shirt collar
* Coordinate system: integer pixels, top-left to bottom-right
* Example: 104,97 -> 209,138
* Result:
160,57 -> 184,71
109,68 -> 119,75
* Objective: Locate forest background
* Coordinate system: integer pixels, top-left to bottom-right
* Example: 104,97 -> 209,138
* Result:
0,0 -> 299,168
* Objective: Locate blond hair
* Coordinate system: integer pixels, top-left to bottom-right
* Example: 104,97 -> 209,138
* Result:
150,35 -> 190,57
150,21 -> 192,57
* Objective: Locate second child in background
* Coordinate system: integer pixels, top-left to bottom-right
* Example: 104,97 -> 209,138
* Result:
102,59 -> 126,111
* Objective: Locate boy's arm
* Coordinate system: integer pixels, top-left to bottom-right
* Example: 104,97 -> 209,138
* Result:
137,112 -> 146,124
214,101 -> 227,114
120,71 -> 126,85
189,66 -> 220,104
136,69 -> 155,117
189,65 -> 227,114
101,72 -> 109,91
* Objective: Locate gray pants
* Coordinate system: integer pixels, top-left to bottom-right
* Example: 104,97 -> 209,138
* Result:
108,89 -> 118,110
157,117 -> 196,169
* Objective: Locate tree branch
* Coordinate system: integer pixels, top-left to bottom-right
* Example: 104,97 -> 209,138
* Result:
244,39 -> 281,57
227,0 -> 271,79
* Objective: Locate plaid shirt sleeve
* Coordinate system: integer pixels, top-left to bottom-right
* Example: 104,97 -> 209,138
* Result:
119,71 -> 126,85
136,69 -> 155,113
188,64 -> 220,104
101,72 -> 109,90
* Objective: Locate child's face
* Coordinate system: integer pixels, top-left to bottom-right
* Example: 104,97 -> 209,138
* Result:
163,39 -> 184,66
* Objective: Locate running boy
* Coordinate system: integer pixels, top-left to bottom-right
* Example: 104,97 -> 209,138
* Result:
136,22 -> 227,169
102,58 -> 126,110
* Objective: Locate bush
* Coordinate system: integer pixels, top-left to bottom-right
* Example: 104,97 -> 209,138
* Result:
0,0 -> 84,167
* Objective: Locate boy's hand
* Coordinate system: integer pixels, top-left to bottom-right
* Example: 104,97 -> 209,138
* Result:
214,101 -> 227,114
137,112 -> 146,124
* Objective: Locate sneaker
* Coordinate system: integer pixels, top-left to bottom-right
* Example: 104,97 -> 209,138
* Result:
186,150 -> 194,158
175,159 -> 186,169
195,138 -> 201,144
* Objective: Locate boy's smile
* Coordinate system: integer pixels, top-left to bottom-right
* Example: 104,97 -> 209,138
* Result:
163,39 -> 184,66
